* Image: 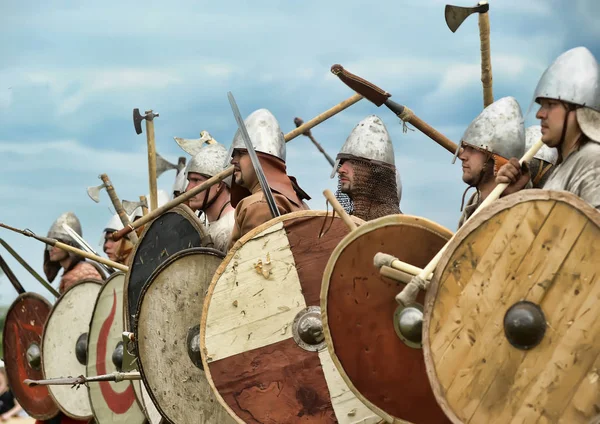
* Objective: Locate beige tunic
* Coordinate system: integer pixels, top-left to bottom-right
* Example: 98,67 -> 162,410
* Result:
207,210 -> 236,253
542,141 -> 600,209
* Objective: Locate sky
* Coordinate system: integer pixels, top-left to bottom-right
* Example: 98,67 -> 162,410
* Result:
0,0 -> 598,305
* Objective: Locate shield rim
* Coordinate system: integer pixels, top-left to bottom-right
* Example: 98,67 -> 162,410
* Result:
199,209 -> 364,423
134,246 -> 225,424
41,278 -> 103,420
122,204 -> 208,333
422,189 -> 600,424
320,214 -> 453,423
2,291 -> 59,420
86,271 -> 146,424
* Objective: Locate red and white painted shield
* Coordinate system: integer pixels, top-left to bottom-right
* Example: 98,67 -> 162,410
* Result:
42,279 -> 102,420
2,292 -> 59,420
201,211 -> 383,423
87,272 -> 146,424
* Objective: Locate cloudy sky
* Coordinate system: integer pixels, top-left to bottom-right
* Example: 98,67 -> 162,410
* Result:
0,0 -> 598,305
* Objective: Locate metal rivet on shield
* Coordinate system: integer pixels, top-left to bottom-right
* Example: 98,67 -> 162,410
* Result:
26,343 -> 41,370
292,306 -> 326,352
75,332 -> 89,365
503,300 -> 546,350
393,303 -> 424,349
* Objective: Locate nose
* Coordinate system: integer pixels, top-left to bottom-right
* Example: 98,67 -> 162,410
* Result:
535,105 -> 546,120
457,147 -> 467,161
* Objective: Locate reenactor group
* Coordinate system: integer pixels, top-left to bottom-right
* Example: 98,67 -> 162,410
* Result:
1,37 -> 599,424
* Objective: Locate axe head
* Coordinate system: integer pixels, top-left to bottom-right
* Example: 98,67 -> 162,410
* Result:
155,152 -> 178,177
87,184 -> 105,203
122,199 -> 147,216
445,2 -> 489,33
133,108 -> 145,135
294,117 -> 312,137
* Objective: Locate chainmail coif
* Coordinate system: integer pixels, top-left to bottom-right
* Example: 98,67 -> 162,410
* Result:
335,158 -> 401,221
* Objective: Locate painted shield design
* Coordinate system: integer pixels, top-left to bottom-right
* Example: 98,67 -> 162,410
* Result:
42,279 -> 102,420
321,214 -> 453,423
3,292 -> 59,420
423,191 -> 600,423
136,248 -> 235,424
87,272 -> 146,424
201,210 -> 385,423
123,204 -> 208,332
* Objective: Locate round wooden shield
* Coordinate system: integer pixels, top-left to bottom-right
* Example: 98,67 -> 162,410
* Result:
139,382 -> 163,424
2,292 -> 59,420
123,204 -> 208,332
42,279 -> 102,420
423,190 -> 600,424
136,248 -> 234,424
87,272 -> 145,424
201,210 -> 386,423
321,214 -> 453,423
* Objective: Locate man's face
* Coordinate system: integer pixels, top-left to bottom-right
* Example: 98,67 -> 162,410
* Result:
458,144 -> 490,186
185,172 -> 219,211
48,244 -> 68,262
230,150 -> 256,189
103,234 -> 121,261
535,98 -> 577,148
337,160 -> 355,194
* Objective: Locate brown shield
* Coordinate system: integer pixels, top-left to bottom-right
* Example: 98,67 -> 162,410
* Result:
321,214 -> 453,423
135,247 -> 235,424
200,211 -> 387,423
87,272 -> 146,424
423,190 -> 600,424
42,279 -> 102,420
3,292 -> 59,420
123,204 -> 208,333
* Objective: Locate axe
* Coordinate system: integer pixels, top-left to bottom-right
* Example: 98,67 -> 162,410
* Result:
111,93 -> 364,242
122,197 -> 148,217
133,108 -> 159,210
174,130 -> 218,156
330,64 -> 458,154
155,152 -> 185,178
445,1 -> 493,107
294,117 -> 335,167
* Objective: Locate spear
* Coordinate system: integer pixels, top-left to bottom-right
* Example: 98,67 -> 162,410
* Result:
24,371 -> 141,387
294,117 -> 335,167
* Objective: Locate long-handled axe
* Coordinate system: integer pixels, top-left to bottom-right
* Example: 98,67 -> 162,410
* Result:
445,1 -> 493,107
174,130 -> 218,156
155,152 -> 186,177
294,117 -> 335,167
133,108 -> 159,210
330,64 -> 458,154
111,93 -> 364,242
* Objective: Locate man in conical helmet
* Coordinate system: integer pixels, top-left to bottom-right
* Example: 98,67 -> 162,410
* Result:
497,47 -> 600,209
332,115 -> 402,221
44,212 -> 103,293
455,96 -> 526,228
525,125 -> 558,188
185,142 -> 235,252
228,109 -> 310,248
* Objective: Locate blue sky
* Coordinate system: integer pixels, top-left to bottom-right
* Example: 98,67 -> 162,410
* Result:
0,0 -> 598,304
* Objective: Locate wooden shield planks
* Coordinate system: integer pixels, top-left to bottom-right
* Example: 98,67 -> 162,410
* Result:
136,248 -> 234,424
123,204 -> 207,332
201,210 -> 383,424
423,190 -> 600,424
2,292 -> 59,420
322,214 -> 453,423
42,279 -> 102,420
87,272 -> 145,424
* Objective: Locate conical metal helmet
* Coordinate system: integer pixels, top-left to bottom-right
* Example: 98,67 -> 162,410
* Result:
330,115 -> 395,178
186,143 -> 232,187
525,126 -> 558,165
531,47 -> 600,111
229,109 -> 286,162
453,96 -> 525,163
47,212 -> 81,243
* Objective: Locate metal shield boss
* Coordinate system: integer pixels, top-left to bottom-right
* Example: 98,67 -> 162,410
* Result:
423,190 -> 600,423
135,248 -> 234,424
201,210 -> 392,423
87,272 -> 146,424
3,292 -> 59,420
321,214 -> 453,423
42,279 -> 102,420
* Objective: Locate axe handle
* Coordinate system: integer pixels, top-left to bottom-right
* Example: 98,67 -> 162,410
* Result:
99,174 -> 139,245
393,105 -> 458,154
479,11 -> 493,108
139,195 -> 149,216
55,240 -> 129,272
323,189 -> 357,232
0,253 -> 26,294
308,134 -> 336,167
380,265 -> 413,285
146,115 -> 159,211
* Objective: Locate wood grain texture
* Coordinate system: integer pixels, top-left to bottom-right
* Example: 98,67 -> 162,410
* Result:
2,293 -> 58,420
321,214 -> 453,423
423,190 -> 600,424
